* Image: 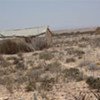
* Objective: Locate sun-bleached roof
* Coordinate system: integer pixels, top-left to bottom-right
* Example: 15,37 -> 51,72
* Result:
0,26 -> 48,37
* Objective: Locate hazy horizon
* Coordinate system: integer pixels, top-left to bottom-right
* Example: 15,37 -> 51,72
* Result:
0,0 -> 100,30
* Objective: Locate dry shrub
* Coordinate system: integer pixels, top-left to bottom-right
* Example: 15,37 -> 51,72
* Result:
6,56 -> 18,61
13,57 -> 20,64
40,76 -> 55,91
66,57 -> 76,63
74,49 -> 85,56
79,37 -> 90,42
78,43 -> 87,48
44,61 -> 61,73
26,66 -> 44,82
25,79 -> 36,92
5,77 -> 14,93
32,52 -> 39,56
93,38 -> 100,47
16,61 -> 25,70
25,67 -> 55,92
86,76 -> 100,91
0,39 -> 33,54
25,74 -> 38,92
32,37 -> 48,50
26,75 -> 55,92
39,51 -> 54,60
66,48 -> 85,57
63,68 -> 84,82
95,27 -> 100,34
15,56 -> 26,70
0,55 -> 11,67
25,62 -> 58,92
0,76 -> 14,93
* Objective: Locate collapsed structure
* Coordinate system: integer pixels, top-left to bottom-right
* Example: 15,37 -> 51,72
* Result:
0,26 -> 53,54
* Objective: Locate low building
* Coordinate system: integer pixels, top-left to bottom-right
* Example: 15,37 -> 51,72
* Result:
0,26 -> 53,54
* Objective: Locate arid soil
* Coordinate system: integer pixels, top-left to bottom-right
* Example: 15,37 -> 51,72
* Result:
0,29 -> 100,100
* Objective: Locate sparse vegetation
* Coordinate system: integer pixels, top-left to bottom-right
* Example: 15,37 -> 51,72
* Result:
16,60 -> 25,69
40,76 -> 55,91
66,48 -> 85,57
93,38 -> 100,47
78,43 -> 87,48
25,79 -> 36,92
0,28 -> 100,99
44,61 -> 61,73
0,55 -> 11,67
39,51 -> 54,60
63,68 -> 84,82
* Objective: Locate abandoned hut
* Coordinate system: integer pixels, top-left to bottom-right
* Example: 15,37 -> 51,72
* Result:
0,26 -> 53,54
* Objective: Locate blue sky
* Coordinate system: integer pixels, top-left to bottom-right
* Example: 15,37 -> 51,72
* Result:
0,0 -> 100,30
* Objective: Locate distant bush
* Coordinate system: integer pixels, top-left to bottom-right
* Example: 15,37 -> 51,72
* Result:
17,52 -> 23,60
16,61 -> 25,70
66,58 -> 76,63
11,53 -> 26,70
93,38 -> 100,47
66,48 -> 85,57
25,79 -> 36,92
6,56 -> 17,60
86,76 -> 100,91
39,51 -> 54,60
44,61 -> 61,73
0,55 -> 11,67
63,68 -> 84,82
78,43 -> 87,48
74,50 -> 85,56
40,76 -> 55,91
95,27 -> 100,34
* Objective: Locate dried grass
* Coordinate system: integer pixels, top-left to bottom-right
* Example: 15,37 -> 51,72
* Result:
0,39 -> 33,54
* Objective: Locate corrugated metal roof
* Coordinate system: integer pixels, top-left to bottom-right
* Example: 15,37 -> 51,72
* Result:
0,26 -> 48,37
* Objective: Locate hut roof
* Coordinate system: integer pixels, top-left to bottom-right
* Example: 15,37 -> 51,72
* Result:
0,26 -> 48,38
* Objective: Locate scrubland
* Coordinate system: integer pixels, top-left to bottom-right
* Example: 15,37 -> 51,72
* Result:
0,28 -> 100,100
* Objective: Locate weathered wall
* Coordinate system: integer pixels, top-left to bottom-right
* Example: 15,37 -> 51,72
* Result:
45,28 -> 52,46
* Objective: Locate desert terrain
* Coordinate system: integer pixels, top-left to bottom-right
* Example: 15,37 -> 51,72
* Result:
0,27 -> 100,100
